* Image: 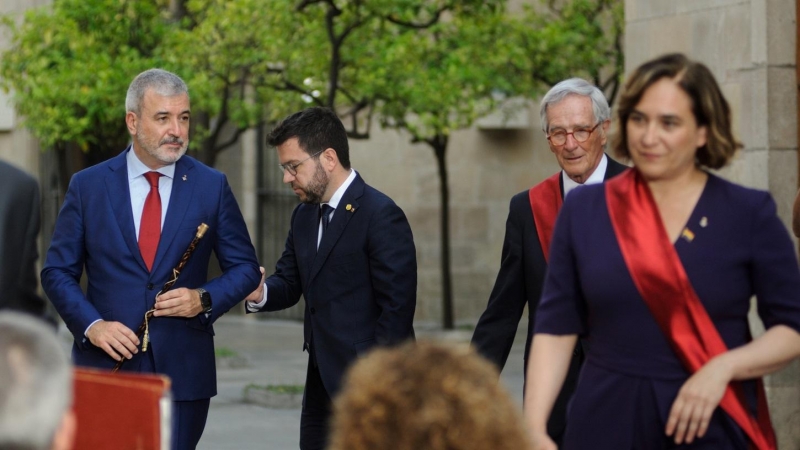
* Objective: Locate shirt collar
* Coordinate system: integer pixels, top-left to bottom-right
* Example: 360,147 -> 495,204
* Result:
323,169 -> 357,211
126,146 -> 176,181
562,153 -> 607,198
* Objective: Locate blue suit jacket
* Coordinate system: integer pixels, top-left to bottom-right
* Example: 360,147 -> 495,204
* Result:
42,149 -> 260,401
254,173 -> 416,396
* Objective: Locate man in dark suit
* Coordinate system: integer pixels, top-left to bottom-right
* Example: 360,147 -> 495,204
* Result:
471,78 -> 627,445
41,68 -> 261,449
245,107 -> 417,450
0,160 -> 47,320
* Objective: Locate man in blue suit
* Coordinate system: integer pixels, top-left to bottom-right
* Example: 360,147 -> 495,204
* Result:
41,69 -> 261,449
245,107 -> 417,450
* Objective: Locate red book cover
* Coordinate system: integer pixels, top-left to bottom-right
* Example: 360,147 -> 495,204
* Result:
72,367 -> 171,450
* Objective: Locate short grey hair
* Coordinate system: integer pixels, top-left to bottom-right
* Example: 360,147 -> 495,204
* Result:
0,312 -> 72,450
539,78 -> 610,133
125,68 -> 189,115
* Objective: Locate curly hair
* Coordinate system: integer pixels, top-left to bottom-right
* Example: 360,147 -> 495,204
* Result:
612,53 -> 741,169
328,341 -> 531,450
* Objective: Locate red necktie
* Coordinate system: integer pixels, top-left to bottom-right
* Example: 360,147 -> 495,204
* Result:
139,171 -> 162,271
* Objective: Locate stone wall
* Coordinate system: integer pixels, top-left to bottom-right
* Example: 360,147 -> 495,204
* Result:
625,0 -> 800,446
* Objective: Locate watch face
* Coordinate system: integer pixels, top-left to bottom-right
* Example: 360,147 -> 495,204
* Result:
200,290 -> 212,310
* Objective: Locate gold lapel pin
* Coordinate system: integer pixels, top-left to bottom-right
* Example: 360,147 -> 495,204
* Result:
700,217 -> 708,228
681,228 -> 695,242
182,175 -> 187,181
346,204 -> 352,211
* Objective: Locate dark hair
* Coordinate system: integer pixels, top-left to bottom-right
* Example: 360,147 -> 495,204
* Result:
612,53 -> 741,169
267,107 -> 351,169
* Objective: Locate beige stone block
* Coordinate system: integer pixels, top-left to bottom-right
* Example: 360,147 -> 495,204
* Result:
690,13 -> 726,78
623,20 -> 653,73
731,67 -> 769,150
452,271 -> 494,320
657,16 -> 693,56
676,0 -> 752,13
0,0 -> 51,15
450,245 -> 476,270
451,206 -> 489,241
415,270 -> 441,322
625,0 -> 677,21
448,165 -> 480,204
750,0 -> 769,65
764,385 -> 800,448
720,82 -> 745,149
714,3 -> 753,72
716,148 -> 769,189
766,0 -> 796,65
405,206 -> 441,244
767,149 -> 798,229
767,67 -> 798,149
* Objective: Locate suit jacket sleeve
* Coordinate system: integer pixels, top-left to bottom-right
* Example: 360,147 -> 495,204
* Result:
202,174 -> 261,322
260,206 -> 304,312
42,175 -> 103,344
471,194 -> 530,369
367,201 -> 417,345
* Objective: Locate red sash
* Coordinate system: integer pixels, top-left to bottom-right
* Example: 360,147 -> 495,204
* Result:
605,169 -> 775,450
529,173 -> 562,262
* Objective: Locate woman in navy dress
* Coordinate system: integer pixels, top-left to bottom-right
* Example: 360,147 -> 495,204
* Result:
523,53 -> 800,450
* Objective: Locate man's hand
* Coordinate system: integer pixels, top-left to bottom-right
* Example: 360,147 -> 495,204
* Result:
86,320 -> 139,361
244,266 -> 266,303
153,287 -> 204,318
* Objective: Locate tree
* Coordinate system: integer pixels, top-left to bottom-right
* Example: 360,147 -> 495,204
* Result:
0,0 -> 170,188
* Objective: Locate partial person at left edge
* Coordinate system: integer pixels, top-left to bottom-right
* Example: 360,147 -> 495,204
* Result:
0,159 -> 51,324
41,68 -> 261,450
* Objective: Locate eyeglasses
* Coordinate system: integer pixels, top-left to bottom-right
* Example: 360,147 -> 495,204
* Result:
546,122 -> 602,146
278,150 -> 324,176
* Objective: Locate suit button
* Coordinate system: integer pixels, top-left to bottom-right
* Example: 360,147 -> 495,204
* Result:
147,283 -> 154,290
310,307 -> 316,314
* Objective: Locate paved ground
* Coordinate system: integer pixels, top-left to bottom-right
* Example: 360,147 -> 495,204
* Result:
59,314 -> 528,450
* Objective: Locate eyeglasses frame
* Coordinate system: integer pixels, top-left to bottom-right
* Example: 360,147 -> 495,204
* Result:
546,122 -> 603,146
278,149 -> 325,176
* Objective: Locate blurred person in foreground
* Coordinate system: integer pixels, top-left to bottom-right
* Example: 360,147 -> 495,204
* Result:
471,78 -> 626,444
524,53 -> 800,449
0,311 -> 75,450
328,341 -> 530,450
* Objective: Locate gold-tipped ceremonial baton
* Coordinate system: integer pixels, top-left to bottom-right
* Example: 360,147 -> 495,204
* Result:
112,223 -> 209,373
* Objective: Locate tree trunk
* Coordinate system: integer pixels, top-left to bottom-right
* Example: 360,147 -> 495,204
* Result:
430,135 -> 454,329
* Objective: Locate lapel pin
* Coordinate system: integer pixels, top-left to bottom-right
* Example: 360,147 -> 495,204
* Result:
700,217 -> 708,228
681,228 -> 695,242
182,175 -> 187,181
346,204 -> 353,212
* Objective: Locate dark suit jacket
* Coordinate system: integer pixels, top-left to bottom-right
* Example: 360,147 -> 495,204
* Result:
42,149 -> 261,401
470,155 -> 627,437
0,161 -> 47,317
253,173 -> 416,396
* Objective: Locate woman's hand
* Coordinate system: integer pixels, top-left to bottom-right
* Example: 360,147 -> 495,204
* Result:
665,356 -> 733,444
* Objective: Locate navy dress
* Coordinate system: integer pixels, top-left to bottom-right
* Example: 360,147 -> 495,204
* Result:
535,173 -> 800,449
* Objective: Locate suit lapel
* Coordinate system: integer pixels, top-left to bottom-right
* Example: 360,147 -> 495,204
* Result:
151,157 -> 196,274
308,175 -> 364,283
105,149 -> 148,272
